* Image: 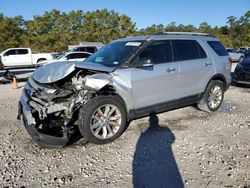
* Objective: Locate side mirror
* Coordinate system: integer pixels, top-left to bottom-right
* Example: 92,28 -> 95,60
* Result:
134,58 -> 153,68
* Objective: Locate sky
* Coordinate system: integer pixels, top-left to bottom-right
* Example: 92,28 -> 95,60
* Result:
0,0 -> 249,29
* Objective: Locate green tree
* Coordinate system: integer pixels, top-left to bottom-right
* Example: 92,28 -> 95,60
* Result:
198,22 -> 212,33
0,14 -> 24,51
0,9 -> 249,52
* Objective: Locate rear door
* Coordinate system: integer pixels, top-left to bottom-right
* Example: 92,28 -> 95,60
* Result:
173,39 -> 214,98
14,49 -> 31,66
131,40 -> 179,109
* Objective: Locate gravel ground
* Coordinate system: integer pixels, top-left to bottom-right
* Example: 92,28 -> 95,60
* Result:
0,67 -> 249,188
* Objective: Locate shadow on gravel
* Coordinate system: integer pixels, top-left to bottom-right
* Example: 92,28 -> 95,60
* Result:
133,113 -> 184,188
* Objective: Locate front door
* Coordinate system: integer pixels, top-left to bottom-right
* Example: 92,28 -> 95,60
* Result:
2,49 -> 16,66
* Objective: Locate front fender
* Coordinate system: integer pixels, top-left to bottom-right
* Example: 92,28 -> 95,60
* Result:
84,73 -> 113,90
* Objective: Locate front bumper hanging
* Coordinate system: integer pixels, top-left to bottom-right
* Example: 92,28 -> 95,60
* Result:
17,94 -> 69,148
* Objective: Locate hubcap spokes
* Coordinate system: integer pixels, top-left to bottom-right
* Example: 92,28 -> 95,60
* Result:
208,85 -> 222,109
90,104 -> 121,140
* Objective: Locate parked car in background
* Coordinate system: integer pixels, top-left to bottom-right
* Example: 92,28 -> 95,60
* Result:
70,46 -> 98,54
68,42 -> 104,54
233,57 -> 250,85
226,48 -> 244,62
18,32 -> 231,147
239,46 -> 250,51
51,52 -> 65,59
0,48 -> 53,69
47,51 -> 91,64
238,49 -> 250,58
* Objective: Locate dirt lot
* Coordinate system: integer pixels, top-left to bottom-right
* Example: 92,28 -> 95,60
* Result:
0,68 -> 249,188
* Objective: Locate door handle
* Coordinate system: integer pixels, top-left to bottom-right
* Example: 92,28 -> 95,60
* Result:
204,62 -> 212,67
166,67 -> 176,73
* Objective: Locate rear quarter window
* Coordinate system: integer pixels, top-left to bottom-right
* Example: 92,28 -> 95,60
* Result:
207,41 -> 228,56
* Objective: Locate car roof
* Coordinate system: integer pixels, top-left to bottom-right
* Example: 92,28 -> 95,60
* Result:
115,32 -> 217,42
65,51 -> 92,55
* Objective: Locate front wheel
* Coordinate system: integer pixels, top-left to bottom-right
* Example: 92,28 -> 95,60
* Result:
198,80 -> 224,112
79,95 -> 127,144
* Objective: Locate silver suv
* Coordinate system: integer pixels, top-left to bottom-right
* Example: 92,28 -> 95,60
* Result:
18,32 -> 231,147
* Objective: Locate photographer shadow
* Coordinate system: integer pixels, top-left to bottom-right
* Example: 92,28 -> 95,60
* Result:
133,113 -> 184,188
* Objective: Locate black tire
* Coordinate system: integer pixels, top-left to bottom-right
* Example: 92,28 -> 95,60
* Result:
79,95 -> 127,144
197,80 -> 224,112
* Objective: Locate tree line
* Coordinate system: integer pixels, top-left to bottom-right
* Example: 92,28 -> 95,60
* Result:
0,9 -> 249,52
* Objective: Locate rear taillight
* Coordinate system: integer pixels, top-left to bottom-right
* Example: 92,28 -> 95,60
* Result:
228,57 -> 233,64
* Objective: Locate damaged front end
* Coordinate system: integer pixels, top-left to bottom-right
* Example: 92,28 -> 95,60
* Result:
17,62 -> 114,147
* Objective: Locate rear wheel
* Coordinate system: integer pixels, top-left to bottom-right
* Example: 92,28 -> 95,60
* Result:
79,96 -> 127,144
198,80 -> 224,112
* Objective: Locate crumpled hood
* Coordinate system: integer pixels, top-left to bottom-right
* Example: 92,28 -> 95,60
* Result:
33,61 -> 115,84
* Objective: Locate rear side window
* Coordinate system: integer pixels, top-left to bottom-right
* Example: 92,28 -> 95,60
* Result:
172,40 -> 207,61
16,49 -> 28,55
207,41 -> 228,56
139,40 -> 173,64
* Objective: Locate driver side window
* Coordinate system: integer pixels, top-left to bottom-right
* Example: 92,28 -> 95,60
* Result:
4,50 -> 16,56
139,40 -> 173,64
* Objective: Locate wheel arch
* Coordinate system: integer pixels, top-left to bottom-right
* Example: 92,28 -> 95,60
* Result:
37,58 -> 47,63
97,85 -> 128,113
206,74 -> 228,91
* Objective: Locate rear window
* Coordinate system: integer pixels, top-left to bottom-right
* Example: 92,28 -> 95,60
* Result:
172,40 -> 207,61
207,41 -> 228,56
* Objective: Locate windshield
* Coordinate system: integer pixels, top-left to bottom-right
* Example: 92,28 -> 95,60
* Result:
85,41 -> 142,67
227,49 -> 237,53
56,53 -> 66,59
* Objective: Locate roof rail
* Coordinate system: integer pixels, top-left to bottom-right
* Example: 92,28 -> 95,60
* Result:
155,32 -> 213,37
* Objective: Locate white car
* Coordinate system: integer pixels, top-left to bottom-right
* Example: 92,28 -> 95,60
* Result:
239,46 -> 250,51
226,48 -> 244,62
0,48 -> 53,69
47,52 -> 92,64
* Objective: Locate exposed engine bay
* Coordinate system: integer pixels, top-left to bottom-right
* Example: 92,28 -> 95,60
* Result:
17,61 -> 120,147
